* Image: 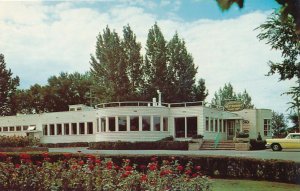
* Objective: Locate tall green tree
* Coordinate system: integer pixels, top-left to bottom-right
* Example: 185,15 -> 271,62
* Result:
122,25 -> 144,100
288,112 -> 299,132
143,23 -> 169,101
166,32 -> 198,102
44,72 -> 92,112
0,54 -> 19,116
192,78 -> 209,102
90,26 -> 130,102
257,12 -> 300,131
211,83 -> 254,108
271,111 -> 288,136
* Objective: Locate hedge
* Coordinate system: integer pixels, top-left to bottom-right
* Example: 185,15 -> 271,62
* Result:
40,142 -> 89,148
250,139 -> 266,150
88,141 -> 189,150
0,153 -> 299,184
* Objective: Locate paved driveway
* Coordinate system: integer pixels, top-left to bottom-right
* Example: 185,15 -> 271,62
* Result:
49,148 -> 300,162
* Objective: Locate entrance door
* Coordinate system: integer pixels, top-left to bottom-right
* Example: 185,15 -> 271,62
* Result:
227,120 -> 235,140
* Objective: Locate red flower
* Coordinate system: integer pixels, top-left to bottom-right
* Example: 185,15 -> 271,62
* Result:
177,165 -> 184,171
87,154 -> 96,161
19,153 -> 30,160
148,163 -> 157,171
192,173 -> 198,178
72,165 -> 78,170
125,165 -> 132,171
106,161 -> 113,169
78,160 -> 85,165
185,169 -> 192,175
89,165 -> 94,171
140,174 -> 148,182
63,153 -> 72,159
15,164 -> 21,168
121,171 -> 132,178
195,165 -> 201,171
124,159 -> 130,163
160,169 -> 172,176
95,159 -> 101,164
44,157 -> 51,162
36,161 -> 42,166
41,152 -> 49,158
114,164 -> 120,170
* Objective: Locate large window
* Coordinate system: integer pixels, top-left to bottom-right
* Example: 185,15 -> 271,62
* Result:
142,116 -> 150,131
79,122 -> 85,134
64,123 -> 70,135
71,123 -> 77,135
57,124 -> 62,135
210,119 -> 214,132
223,120 -> 226,132
205,117 -> 209,131
153,116 -> 161,131
43,124 -> 48,135
108,117 -> 116,131
264,119 -> 271,136
118,116 -> 127,131
0,127 -> 1,132
214,119 -> 218,132
50,124 -> 55,135
163,117 -> 168,131
9,126 -> 14,131
23,126 -> 28,131
175,117 -> 185,138
101,118 -> 106,132
187,117 -> 197,137
3,127 -> 8,131
130,116 -> 139,131
87,122 -> 93,134
16,126 -> 21,131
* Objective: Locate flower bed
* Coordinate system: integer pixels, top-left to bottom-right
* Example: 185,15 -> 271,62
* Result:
0,153 -> 211,190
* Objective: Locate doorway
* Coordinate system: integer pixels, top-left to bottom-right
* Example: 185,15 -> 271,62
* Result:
227,120 -> 235,140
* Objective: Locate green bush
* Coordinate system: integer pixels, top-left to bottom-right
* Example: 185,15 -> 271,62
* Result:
250,139 -> 266,150
236,132 -> 249,138
89,141 -> 188,150
0,135 -> 40,147
40,142 -> 89,148
0,153 -> 299,184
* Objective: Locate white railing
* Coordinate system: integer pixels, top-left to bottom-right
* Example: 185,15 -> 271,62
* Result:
95,101 -> 224,110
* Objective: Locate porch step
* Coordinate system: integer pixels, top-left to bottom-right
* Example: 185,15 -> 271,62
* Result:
200,140 -> 235,150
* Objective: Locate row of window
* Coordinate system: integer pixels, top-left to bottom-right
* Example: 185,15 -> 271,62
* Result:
97,116 -> 168,132
0,125 -> 33,132
43,122 -> 93,136
205,117 -> 227,133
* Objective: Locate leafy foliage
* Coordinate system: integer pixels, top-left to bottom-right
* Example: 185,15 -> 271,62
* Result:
0,54 -> 20,116
211,83 -> 254,108
271,111 -> 288,136
257,12 -> 300,80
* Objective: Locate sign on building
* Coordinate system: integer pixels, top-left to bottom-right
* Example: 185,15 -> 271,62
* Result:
224,100 -> 244,112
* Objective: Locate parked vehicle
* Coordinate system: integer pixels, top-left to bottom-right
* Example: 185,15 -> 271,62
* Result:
266,133 -> 300,151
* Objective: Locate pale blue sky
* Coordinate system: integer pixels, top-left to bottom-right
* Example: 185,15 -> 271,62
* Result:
0,0 -> 295,116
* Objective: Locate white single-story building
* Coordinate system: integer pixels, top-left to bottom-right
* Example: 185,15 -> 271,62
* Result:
0,100 -> 272,144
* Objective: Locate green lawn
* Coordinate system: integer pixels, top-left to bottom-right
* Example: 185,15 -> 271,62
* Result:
212,179 -> 300,191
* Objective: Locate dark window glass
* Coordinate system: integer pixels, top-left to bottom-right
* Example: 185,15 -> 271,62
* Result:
57,124 -> 62,135
142,116 -> 150,131
79,123 -> 85,134
108,117 -> 116,131
175,117 -> 185,138
153,116 -> 160,131
72,123 -> 77,135
64,123 -> 70,135
118,117 -> 127,131
130,116 -> 139,131
87,122 -> 93,134
43,124 -> 48,135
50,124 -> 55,135
187,117 -> 197,137
163,117 -> 168,131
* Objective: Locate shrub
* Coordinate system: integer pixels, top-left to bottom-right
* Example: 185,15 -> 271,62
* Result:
40,142 -> 89,148
236,132 -> 249,138
192,134 -> 204,139
250,139 -> 266,150
158,136 -> 174,141
89,141 -> 188,150
0,135 -> 40,147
